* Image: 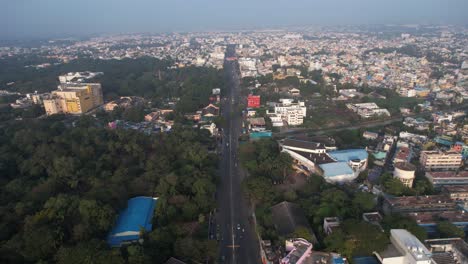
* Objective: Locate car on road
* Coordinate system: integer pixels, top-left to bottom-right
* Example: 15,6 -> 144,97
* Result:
237,224 -> 241,230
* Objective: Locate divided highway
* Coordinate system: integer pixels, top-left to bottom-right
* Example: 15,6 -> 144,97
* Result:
216,45 -> 261,264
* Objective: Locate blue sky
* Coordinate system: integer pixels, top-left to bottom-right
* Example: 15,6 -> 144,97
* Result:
1,0 -> 467,39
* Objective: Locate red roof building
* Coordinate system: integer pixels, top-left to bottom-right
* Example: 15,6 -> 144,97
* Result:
247,95 -> 261,108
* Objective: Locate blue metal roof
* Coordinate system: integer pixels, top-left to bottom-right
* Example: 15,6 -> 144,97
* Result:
332,257 -> 346,264
107,196 -> 158,247
319,162 -> 354,177
353,256 -> 380,264
250,131 -> 272,139
328,149 -> 368,162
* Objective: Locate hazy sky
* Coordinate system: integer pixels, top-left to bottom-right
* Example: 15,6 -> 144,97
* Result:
1,0 -> 468,39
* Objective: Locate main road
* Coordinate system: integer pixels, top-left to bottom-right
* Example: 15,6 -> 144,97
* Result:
217,45 -> 261,264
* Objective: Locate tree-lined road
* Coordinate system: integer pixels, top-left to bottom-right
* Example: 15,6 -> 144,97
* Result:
217,45 -> 261,264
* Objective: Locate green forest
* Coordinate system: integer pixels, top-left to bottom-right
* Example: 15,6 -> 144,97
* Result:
0,116 -> 219,263
0,57 -> 225,124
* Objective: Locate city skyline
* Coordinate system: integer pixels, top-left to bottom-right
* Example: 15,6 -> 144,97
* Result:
2,0 -> 468,39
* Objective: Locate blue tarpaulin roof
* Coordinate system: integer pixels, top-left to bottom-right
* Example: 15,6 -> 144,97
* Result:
107,196 -> 158,247
319,162 -> 354,177
328,149 -> 368,162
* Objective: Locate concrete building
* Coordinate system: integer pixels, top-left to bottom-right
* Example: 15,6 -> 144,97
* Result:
425,171 -> 468,188
394,162 -> 416,188
323,217 -> 341,235
269,99 -> 307,126
383,195 -> 456,215
281,238 -> 313,264
425,238 -> 468,264
346,103 -> 390,118
442,185 -> 468,202
375,229 -> 433,264
420,151 -> 463,171
281,238 -> 346,264
43,83 -> 104,115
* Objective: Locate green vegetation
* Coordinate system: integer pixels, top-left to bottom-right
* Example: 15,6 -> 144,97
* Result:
239,139 -> 395,257
0,116 -> 218,263
324,220 -> 388,258
381,214 -> 427,241
239,139 -> 293,183
1,57 -> 224,114
436,221 -> 465,238
379,172 -> 434,196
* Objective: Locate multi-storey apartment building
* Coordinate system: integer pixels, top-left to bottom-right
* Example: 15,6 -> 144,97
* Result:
43,83 -> 104,115
419,151 -> 463,171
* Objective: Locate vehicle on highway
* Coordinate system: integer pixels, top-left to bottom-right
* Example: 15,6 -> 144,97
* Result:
237,224 -> 241,230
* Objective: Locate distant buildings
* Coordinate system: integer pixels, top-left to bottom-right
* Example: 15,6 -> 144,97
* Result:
346,103 -> 390,118
43,83 -> 104,115
58,71 -> 103,84
419,151 -> 463,171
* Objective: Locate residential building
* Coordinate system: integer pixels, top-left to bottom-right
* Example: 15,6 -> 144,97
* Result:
43,83 -> 104,115
420,151 -> 463,171
269,99 -> 307,126
281,238 -> 313,264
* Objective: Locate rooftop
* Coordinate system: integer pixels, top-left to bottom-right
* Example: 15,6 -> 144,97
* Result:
107,196 -> 158,247
408,210 -> 468,224
394,162 -> 416,171
328,149 -> 368,162
319,162 -> 355,178
282,138 -> 326,151
292,150 -> 336,165
385,195 -> 454,209
427,171 -> 468,179
442,185 -> 468,193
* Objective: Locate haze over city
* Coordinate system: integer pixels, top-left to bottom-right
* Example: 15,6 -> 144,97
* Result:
2,0 -> 468,39
1,1 -> 468,264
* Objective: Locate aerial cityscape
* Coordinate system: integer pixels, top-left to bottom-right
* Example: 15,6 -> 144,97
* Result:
0,1 -> 467,264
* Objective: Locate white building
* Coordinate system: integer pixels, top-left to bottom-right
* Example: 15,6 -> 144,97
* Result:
269,99 -> 307,126
346,103 -> 390,118
375,229 -> 433,264
394,162 -> 416,188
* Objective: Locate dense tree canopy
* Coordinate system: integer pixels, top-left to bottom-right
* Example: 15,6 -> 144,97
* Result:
0,116 -> 218,263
